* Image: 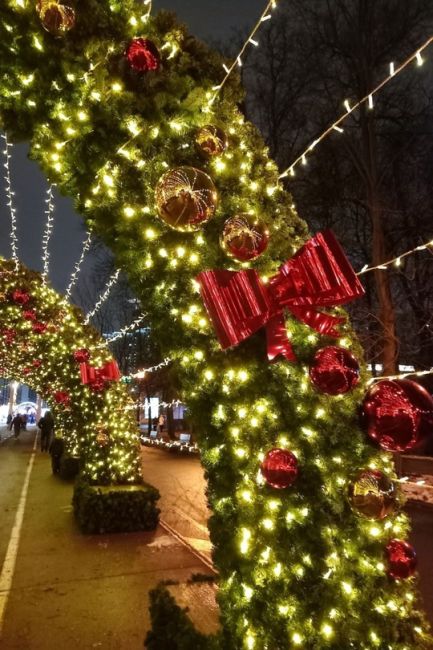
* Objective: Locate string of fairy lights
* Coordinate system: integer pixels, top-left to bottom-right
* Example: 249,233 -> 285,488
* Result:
209,0 -> 278,105
1,134 -> 19,270
41,184 -> 55,283
64,230 -> 93,300
84,268 -> 120,324
278,34 -> 433,179
103,313 -> 147,344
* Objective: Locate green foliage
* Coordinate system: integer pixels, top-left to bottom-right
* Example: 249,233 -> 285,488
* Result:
73,478 -> 160,534
145,585 -> 220,650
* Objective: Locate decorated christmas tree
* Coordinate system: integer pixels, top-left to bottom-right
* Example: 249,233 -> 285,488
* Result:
0,0 -> 432,647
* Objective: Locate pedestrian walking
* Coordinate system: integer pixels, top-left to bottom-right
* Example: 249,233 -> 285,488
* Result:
158,414 -> 165,435
11,413 -> 21,438
49,433 -> 65,474
38,411 -> 54,452
6,413 -> 12,428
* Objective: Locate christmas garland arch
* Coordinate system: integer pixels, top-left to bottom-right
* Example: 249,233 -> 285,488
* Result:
0,257 -> 142,486
1,0 -> 432,647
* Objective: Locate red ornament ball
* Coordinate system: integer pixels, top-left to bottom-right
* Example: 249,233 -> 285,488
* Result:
310,346 -> 360,395
23,309 -> 37,321
12,289 -> 30,305
125,38 -> 160,73
386,539 -> 417,580
32,359 -> 42,368
53,390 -> 70,406
260,448 -> 299,489
32,321 -> 48,334
2,328 -> 16,345
362,379 -> 433,452
221,214 -> 269,262
74,348 -> 91,363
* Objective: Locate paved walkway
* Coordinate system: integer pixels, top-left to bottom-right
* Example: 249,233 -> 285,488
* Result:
0,428 -> 216,649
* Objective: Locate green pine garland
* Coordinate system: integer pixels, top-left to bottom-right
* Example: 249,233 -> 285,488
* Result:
0,1 -> 431,647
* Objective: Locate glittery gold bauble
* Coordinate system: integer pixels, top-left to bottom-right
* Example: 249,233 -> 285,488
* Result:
155,167 -> 218,232
221,213 -> 269,261
195,125 -> 228,157
348,470 -> 397,520
96,426 -> 110,447
37,0 -> 76,36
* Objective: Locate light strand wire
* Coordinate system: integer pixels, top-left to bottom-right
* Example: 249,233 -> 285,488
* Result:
41,184 -> 55,283
65,231 -> 93,300
357,238 -> 433,275
84,268 -> 120,324
129,357 -> 172,380
209,0 -> 277,105
1,134 -> 19,269
367,368 -> 433,384
104,313 -> 147,344
279,35 -> 433,179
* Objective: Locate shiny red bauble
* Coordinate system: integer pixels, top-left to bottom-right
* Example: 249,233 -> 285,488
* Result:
221,214 -> 269,262
73,348 -> 91,363
53,390 -> 70,406
260,448 -> 299,489
23,309 -> 37,321
310,346 -> 360,395
361,379 -> 433,452
32,321 -> 48,334
386,539 -> 417,579
2,328 -> 16,344
125,38 -> 160,73
12,289 -> 30,305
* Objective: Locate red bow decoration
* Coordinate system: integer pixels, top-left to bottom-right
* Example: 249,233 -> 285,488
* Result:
197,231 -> 364,362
79,360 -> 121,387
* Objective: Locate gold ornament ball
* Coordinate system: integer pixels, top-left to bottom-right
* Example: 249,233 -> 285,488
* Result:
221,213 -> 270,261
37,0 -> 76,36
195,125 -> 228,157
155,166 -> 218,232
96,430 -> 110,447
348,469 -> 398,520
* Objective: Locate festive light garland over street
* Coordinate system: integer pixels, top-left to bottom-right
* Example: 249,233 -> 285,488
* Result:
357,238 -> 433,275
41,184 -> 55,283
279,35 -> 433,179
65,230 -> 93,300
104,313 -> 147,344
209,0 -> 277,105
84,268 -> 120,324
128,357 -> 172,379
1,134 -> 19,269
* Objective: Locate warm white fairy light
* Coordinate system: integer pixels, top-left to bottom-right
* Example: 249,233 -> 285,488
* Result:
279,35 -> 433,179
368,368 -> 433,384
65,231 -> 92,300
84,268 -> 120,324
104,313 -> 146,344
41,184 -> 55,283
2,133 -> 19,269
357,238 -> 433,275
129,357 -> 172,379
209,0 -> 278,105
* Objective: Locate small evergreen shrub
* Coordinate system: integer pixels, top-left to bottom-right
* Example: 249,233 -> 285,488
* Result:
73,479 -> 160,534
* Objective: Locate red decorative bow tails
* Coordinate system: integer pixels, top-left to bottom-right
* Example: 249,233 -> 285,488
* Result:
80,360 -> 121,386
197,231 -> 364,362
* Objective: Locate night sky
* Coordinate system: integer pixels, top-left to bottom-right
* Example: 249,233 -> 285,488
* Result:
0,0 -> 265,293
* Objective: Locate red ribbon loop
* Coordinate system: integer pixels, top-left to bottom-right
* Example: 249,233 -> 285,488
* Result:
80,360 -> 121,385
197,231 -> 364,362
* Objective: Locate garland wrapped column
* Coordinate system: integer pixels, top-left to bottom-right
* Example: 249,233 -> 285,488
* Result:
0,1 -> 431,647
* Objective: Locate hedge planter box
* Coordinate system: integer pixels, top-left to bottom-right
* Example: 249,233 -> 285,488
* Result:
73,480 -> 160,534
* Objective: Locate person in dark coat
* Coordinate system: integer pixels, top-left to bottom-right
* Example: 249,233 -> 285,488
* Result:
6,413 -> 12,428
49,434 -> 65,474
11,414 -> 21,438
38,411 -> 54,452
